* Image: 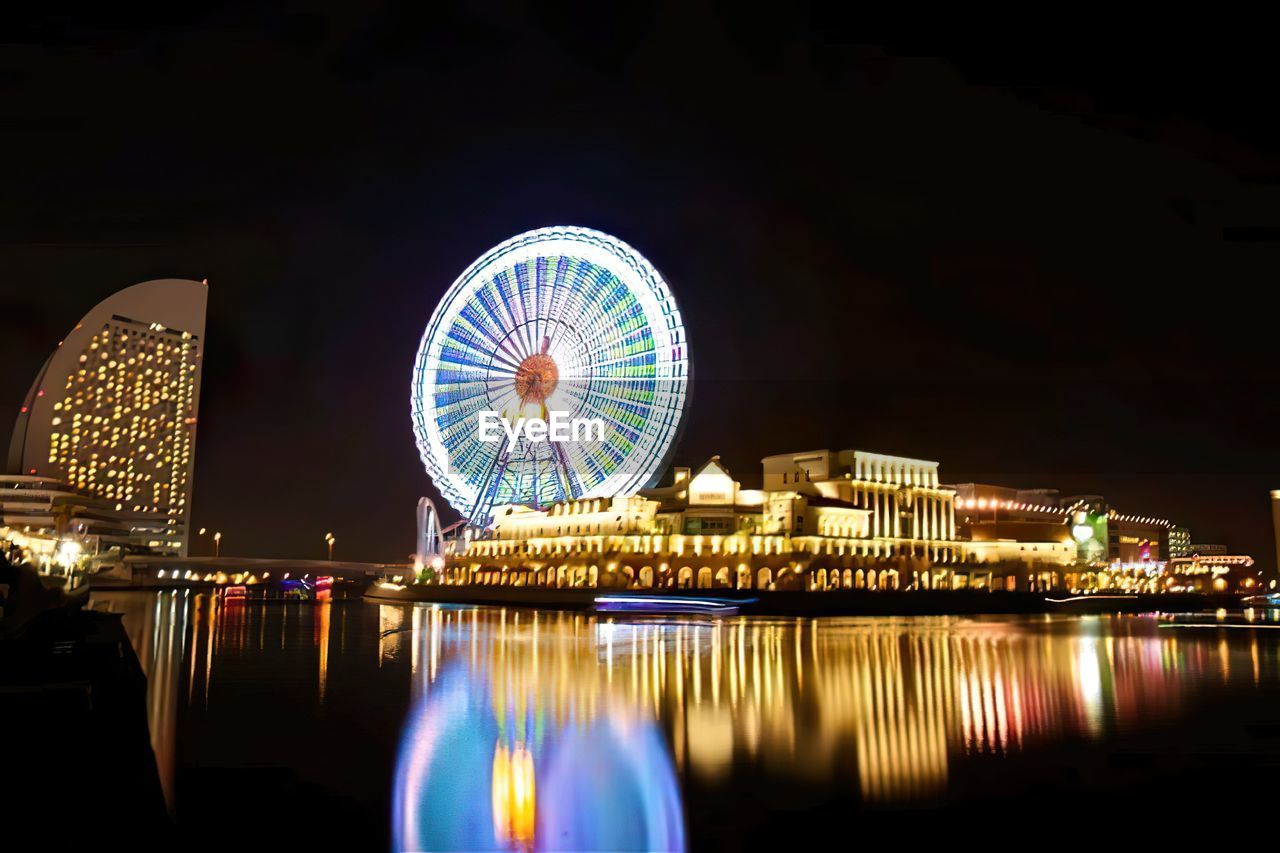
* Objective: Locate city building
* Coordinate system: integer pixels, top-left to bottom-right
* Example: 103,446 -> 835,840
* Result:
1106,509 -> 1171,565
1166,553 -> 1259,592
1191,543 -> 1228,556
443,450 -> 962,591
1273,489 -> 1280,579
759,450 -> 958,561
432,450 -> 1252,593
6,278 -> 207,556
951,483 -> 1077,568
948,486 -> 1188,591
1168,525 -> 1192,558
0,473 -> 172,569
437,447 -> 1217,594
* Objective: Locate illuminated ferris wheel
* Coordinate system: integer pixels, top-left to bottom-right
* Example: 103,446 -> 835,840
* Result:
411,226 -> 690,524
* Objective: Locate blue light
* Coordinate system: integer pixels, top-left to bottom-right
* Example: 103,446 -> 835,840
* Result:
392,661 -> 685,851
593,594 -> 756,615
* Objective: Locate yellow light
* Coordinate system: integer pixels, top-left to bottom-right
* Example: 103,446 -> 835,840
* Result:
491,743 -> 535,849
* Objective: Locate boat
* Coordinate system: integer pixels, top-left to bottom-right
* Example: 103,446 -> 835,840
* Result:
591,594 -> 754,617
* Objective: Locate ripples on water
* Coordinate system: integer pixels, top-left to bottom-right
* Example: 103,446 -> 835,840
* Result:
92,592 -> 1280,850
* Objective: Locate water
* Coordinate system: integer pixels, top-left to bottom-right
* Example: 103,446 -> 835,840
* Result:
92,591 -> 1280,849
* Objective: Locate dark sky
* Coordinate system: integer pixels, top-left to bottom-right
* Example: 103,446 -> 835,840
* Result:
4,5 -> 1280,565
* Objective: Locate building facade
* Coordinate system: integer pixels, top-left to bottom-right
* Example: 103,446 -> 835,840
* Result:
0,474 -> 171,568
951,483 -> 1077,568
1106,509 -> 1170,565
444,450 -> 962,591
1166,553 -> 1258,592
435,453 -> 1228,594
6,279 -> 207,556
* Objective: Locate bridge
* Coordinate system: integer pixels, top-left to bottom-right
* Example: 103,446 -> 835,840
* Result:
92,554 -> 405,587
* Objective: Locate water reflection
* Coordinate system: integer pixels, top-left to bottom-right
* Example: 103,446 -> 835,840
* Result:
379,607 -> 1270,820
390,608 -> 686,852
93,590 -> 340,812
95,589 -> 193,812
88,592 -> 1280,847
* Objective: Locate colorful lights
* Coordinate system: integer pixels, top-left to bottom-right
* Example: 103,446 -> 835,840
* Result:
593,594 -> 755,614
392,645 -> 685,852
380,605 -> 1224,829
411,226 -> 690,524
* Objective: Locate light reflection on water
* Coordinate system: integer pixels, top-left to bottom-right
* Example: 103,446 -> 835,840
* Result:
92,592 -> 1280,848
378,605 -> 1268,849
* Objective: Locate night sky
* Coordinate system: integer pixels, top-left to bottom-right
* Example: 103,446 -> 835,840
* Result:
4,6 -> 1279,565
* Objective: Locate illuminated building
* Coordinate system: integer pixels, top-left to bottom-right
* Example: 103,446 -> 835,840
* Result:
1105,508 -> 1171,564
0,473 -> 172,568
7,279 -> 207,555
759,450 -> 957,560
443,451 -> 962,591
1273,490 -> 1280,579
1168,525 -> 1192,558
952,483 -> 1077,567
949,486 -> 1186,591
1166,553 -> 1257,592
1191,542 -> 1229,556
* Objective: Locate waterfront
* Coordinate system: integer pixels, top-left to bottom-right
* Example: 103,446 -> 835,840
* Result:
93,591 -> 1280,849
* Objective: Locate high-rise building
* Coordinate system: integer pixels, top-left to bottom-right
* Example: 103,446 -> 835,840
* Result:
1271,490 -> 1280,578
1168,525 -> 1192,558
7,279 -> 207,556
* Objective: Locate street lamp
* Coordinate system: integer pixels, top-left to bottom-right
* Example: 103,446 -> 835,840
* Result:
194,527 -> 215,555
55,539 -> 82,574
325,532 -> 335,561
213,531 -> 222,557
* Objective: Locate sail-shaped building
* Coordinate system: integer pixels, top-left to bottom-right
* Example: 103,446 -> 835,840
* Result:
6,278 -> 208,556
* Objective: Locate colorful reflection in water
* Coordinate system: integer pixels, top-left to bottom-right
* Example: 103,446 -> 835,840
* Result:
390,605 -> 686,851
89,591 -> 1280,847
377,606 -> 1276,816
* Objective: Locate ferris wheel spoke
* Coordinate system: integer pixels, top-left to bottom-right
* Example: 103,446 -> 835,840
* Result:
544,261 -> 587,347
484,361 -> 519,381
483,343 -> 524,373
493,335 -> 526,369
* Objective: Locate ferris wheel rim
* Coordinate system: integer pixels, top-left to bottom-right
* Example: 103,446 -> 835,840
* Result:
410,226 -> 690,521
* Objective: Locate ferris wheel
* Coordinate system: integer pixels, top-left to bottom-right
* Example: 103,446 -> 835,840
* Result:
411,226 -> 690,524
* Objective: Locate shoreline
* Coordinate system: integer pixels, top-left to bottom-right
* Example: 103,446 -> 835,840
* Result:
361,584 -> 1247,616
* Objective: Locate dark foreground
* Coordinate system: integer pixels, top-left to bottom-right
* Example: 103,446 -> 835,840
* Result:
2,603 -> 170,846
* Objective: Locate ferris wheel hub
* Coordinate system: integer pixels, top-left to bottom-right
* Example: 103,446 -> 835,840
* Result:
515,353 -> 558,404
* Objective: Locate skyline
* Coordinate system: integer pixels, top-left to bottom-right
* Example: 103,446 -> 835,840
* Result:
4,10 -> 1280,564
